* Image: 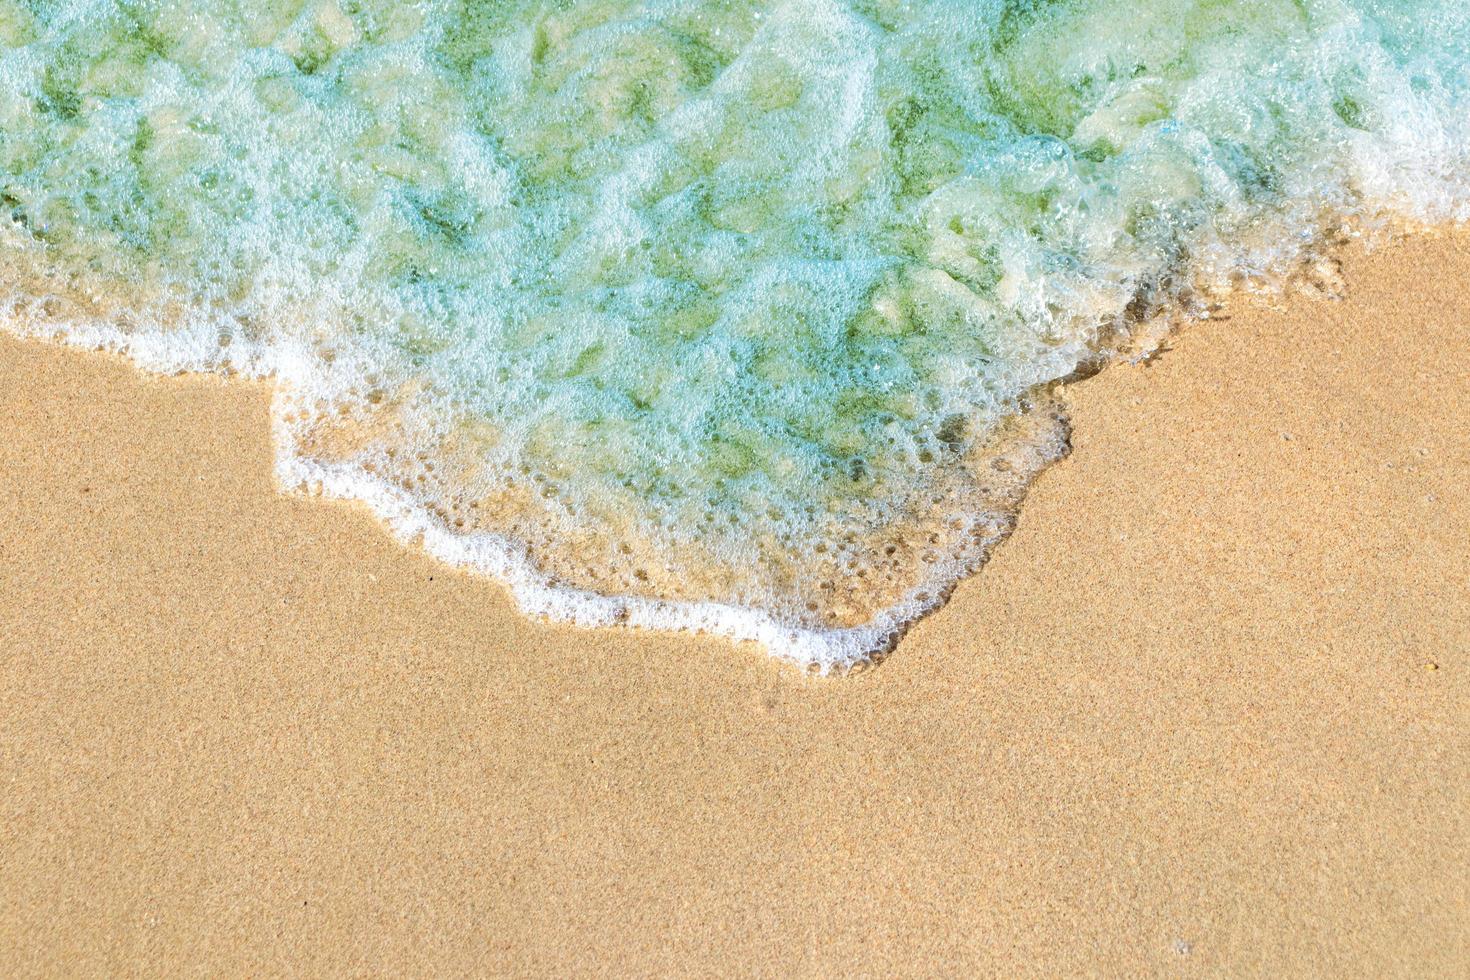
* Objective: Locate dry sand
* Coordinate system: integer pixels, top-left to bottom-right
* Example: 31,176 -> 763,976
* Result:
2,233 -> 1467,976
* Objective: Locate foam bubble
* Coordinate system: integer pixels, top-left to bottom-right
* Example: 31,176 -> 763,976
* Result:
2,0 -> 1468,670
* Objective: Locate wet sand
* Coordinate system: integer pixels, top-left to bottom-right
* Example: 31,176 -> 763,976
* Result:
2,233 -> 1467,975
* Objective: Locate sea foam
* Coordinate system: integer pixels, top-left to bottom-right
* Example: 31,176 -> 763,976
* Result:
2,0 -> 1467,669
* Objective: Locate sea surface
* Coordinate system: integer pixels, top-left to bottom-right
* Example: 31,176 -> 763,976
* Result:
2,0 -> 1467,668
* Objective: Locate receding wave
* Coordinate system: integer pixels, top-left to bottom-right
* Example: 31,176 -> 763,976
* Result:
2,1 -> 1467,669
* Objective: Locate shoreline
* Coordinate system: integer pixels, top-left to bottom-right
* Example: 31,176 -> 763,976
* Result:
2,232 -> 1467,973
0,226 -> 1423,671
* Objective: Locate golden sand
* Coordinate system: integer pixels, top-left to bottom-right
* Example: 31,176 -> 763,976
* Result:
1,234 -> 1466,975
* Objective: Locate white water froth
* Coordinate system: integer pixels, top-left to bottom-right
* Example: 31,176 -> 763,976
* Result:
3,0 -> 1469,670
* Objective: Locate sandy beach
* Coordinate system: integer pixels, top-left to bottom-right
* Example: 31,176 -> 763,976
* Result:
2,232 -> 1467,975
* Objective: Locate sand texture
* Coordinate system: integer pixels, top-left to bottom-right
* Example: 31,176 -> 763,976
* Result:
2,233 -> 1467,976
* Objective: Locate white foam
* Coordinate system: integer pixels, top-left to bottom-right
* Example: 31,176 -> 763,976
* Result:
3,0 -> 1469,670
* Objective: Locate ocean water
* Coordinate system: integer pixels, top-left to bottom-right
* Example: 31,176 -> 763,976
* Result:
2,1 -> 1467,669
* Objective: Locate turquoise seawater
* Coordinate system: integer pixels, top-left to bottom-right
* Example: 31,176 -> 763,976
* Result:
2,1 -> 1467,667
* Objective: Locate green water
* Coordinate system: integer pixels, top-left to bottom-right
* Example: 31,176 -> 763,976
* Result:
2,0 -> 1466,666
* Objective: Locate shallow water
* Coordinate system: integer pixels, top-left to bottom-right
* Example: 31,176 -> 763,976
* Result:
2,0 -> 1467,668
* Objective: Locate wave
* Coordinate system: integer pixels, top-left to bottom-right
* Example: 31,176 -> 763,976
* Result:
2,0 -> 1467,669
